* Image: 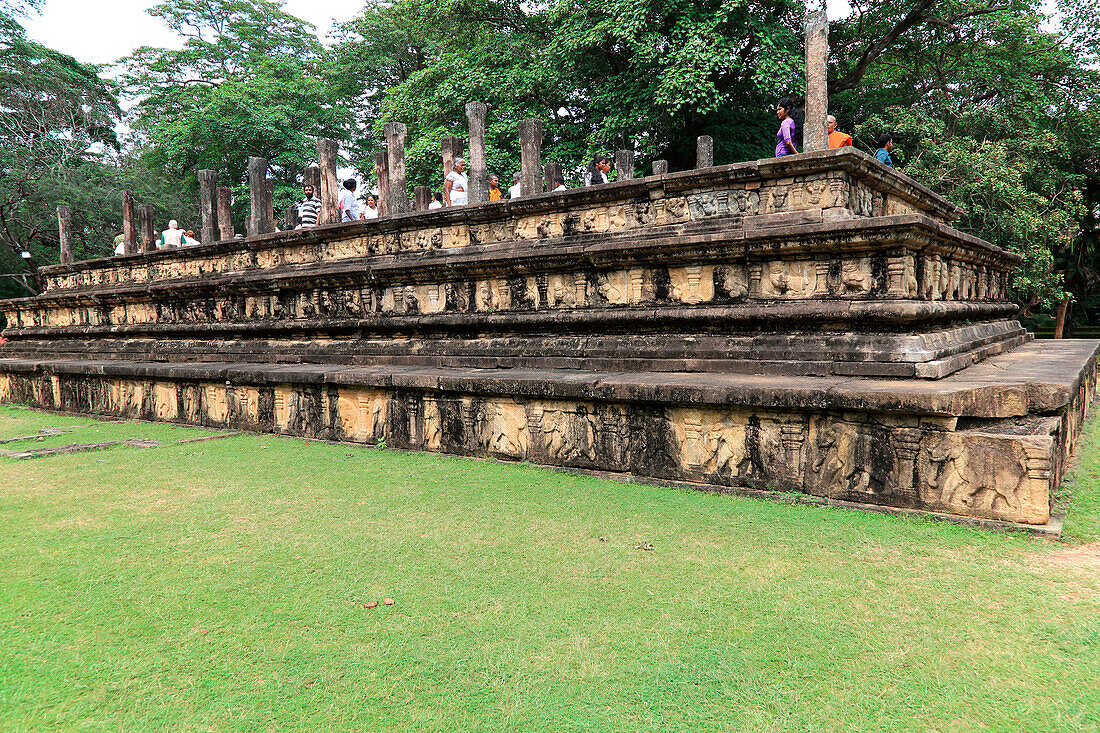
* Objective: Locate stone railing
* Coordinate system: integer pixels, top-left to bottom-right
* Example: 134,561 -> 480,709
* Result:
0,148 -> 1027,381
9,150 -> 1012,329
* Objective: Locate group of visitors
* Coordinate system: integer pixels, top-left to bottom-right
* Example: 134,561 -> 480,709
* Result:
774,98 -> 894,167
284,106 -> 896,230
113,107 -> 898,249
439,159 -> 567,209
112,219 -> 202,255
337,179 -> 380,222
293,159 -> 580,227
293,179 -> 381,228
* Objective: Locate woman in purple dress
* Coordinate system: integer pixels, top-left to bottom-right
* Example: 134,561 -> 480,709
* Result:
775,98 -> 799,157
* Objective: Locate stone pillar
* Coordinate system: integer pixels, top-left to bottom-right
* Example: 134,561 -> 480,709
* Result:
138,204 -> 155,252
304,166 -> 320,195
465,102 -> 488,204
266,180 -> 275,230
804,9 -> 829,153
696,135 -> 714,168
518,118 -> 543,197
544,161 -> 562,192
442,135 -> 464,178
893,428 -> 923,503
248,156 -> 274,236
317,138 -> 340,225
198,169 -> 219,245
121,191 -> 138,255
414,185 -> 431,211
652,160 -> 669,176
217,188 -> 234,240
441,136 -> 455,179
283,208 -> 298,230
614,150 -> 635,180
384,122 -> 409,215
57,205 -> 73,265
374,151 -> 390,217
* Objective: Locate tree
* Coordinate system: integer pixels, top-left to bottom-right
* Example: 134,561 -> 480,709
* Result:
120,0 -> 352,222
0,9 -> 121,294
831,0 -> 1100,315
330,0 -> 803,193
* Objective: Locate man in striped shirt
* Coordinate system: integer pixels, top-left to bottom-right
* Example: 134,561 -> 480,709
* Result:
297,183 -> 321,228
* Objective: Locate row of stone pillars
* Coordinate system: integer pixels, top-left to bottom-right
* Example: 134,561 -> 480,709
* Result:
231,8 -> 827,236
55,126 -> 719,264
233,123 -> 720,240
57,192 -> 179,262
56,12 -> 827,264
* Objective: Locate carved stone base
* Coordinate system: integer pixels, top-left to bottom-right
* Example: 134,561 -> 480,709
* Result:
2,339 -> 1094,527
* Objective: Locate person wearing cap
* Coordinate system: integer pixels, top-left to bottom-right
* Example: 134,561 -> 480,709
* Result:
157,220 -> 187,249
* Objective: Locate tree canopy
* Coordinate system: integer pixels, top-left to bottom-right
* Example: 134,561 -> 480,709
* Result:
119,0 -> 352,225
0,9 -> 121,293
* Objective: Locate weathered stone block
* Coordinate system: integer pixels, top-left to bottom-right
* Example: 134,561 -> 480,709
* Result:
2,149 -> 1096,530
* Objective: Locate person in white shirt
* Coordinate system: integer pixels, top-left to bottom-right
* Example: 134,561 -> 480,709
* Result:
444,157 -> 468,206
339,179 -> 361,221
157,220 -> 187,249
184,229 -> 201,246
552,176 -> 568,192
507,171 -> 521,199
584,155 -> 611,186
428,192 -> 443,210
364,194 -> 379,219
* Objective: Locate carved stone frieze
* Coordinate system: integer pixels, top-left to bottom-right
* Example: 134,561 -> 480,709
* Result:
759,260 -> 816,298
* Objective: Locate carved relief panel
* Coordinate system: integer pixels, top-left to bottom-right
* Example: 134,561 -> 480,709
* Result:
758,260 -> 816,298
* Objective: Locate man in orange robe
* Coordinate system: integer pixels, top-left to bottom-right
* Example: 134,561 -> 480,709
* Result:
828,115 -> 853,149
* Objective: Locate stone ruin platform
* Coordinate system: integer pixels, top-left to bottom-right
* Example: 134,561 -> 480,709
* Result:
1,148 -> 1096,530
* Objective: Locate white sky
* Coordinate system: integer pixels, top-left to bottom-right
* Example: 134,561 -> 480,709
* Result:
23,0 -> 365,66
23,0 -> 860,68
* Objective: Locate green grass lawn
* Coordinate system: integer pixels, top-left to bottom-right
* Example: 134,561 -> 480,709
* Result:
1,404 -> 1098,732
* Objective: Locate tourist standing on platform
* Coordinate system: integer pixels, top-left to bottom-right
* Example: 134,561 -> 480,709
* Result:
775,98 -> 799,157
185,229 -> 201,246
507,172 -> 521,199
113,230 -> 125,256
444,157 -> 468,206
339,179 -> 361,221
488,175 -> 504,201
297,183 -> 321,228
875,135 -> 895,167
428,192 -> 443,210
827,116 -> 853,148
364,194 -> 379,219
552,176 -> 567,192
584,155 -> 611,186
157,220 -> 187,248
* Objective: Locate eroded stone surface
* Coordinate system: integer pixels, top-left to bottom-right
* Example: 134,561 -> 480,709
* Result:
0,340 -> 1095,525
0,149 -> 1095,528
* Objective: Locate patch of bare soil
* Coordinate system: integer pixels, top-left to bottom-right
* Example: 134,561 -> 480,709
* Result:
1041,542 -> 1100,572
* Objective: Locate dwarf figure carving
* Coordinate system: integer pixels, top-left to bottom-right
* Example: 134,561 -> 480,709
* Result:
841,260 -> 874,294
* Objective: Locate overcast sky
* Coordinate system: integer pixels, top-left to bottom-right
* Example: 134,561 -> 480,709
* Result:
22,0 -> 366,66
24,0 -> 859,68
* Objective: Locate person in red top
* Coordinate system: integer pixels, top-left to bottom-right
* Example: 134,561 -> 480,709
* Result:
827,115 -> 853,149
